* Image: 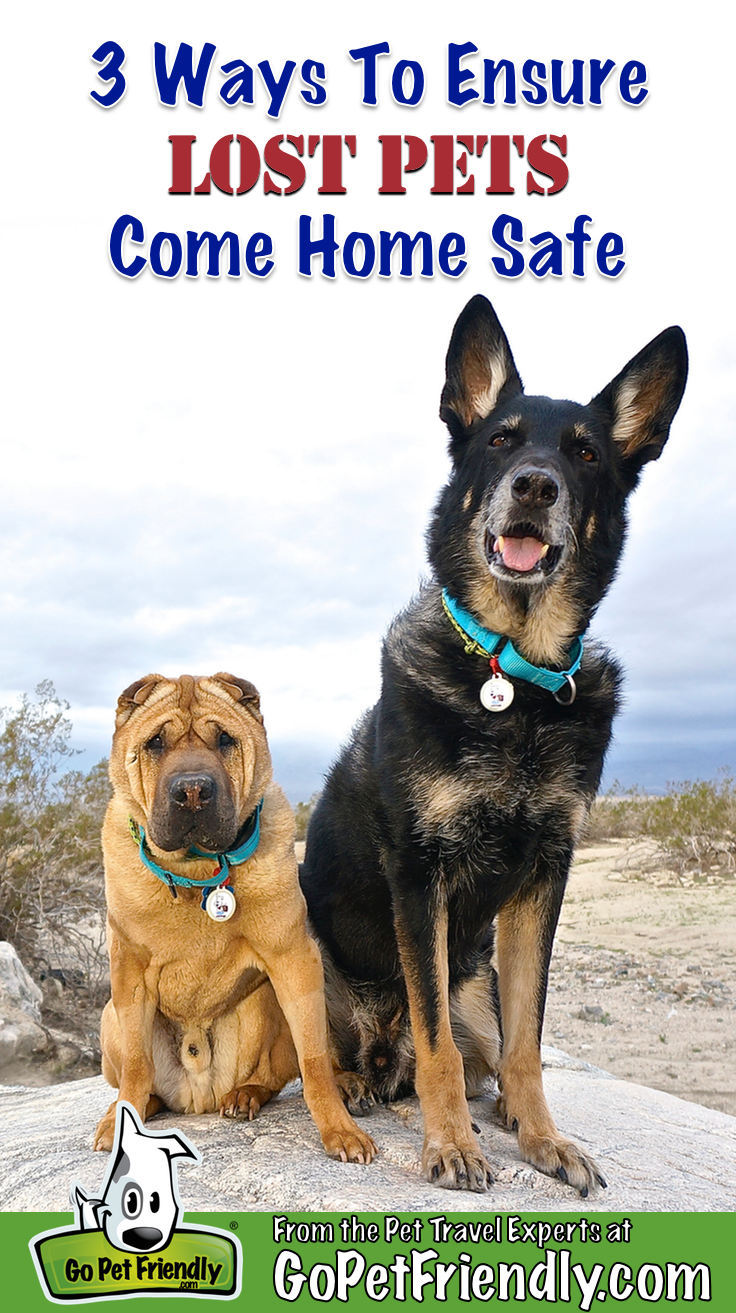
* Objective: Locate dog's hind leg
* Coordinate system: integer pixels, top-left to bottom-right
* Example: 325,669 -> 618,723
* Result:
316,951 -> 380,1114
495,879 -> 606,1196
220,1084 -> 275,1120
451,967 -> 501,1098
99,999 -> 120,1090
222,1015 -> 301,1120
220,986 -> 300,1121
332,1069 -> 377,1116
393,893 -> 495,1191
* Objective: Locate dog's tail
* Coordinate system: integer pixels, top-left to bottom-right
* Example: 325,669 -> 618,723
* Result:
180,1027 -> 212,1074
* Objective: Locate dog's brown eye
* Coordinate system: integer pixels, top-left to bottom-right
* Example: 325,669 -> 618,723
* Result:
578,447 -> 597,463
145,734 -> 164,752
218,731 -> 236,749
489,433 -> 507,448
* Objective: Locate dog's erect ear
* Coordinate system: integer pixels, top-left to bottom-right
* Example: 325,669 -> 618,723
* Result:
212,673 -> 263,724
115,676 -> 164,728
118,1103 -> 200,1165
591,326 -> 688,472
149,1130 -> 201,1165
440,295 -> 523,442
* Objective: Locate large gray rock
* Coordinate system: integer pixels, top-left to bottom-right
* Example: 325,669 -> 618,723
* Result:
0,941 -> 47,1068
1,1048 -> 734,1213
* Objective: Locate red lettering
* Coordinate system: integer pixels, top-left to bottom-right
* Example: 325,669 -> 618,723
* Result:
263,134 -> 306,195
526,134 -> 568,195
309,135 -> 357,194
486,135 -> 514,194
168,136 -> 197,194
378,135 -> 428,194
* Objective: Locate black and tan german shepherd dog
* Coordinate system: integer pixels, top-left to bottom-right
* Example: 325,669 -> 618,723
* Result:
300,295 -> 687,1194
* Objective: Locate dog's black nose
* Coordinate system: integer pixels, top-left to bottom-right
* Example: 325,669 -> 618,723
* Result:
122,1227 -> 164,1250
511,468 -> 559,508
169,774 -> 216,811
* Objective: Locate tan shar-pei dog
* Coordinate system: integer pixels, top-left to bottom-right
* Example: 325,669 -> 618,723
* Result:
94,672 -> 375,1167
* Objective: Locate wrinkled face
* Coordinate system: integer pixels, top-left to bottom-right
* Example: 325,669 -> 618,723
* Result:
111,673 -> 270,853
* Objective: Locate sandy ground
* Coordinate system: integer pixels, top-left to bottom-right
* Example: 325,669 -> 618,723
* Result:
543,840 -> 736,1116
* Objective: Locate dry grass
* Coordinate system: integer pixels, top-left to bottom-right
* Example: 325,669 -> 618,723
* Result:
585,774 -> 736,881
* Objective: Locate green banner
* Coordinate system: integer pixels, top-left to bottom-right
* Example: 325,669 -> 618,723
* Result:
7,1211 -> 733,1310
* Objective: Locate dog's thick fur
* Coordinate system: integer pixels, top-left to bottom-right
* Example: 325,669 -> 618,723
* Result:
301,296 -> 687,1193
95,672 -> 375,1167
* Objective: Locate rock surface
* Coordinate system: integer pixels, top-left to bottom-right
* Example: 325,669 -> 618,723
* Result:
2,1048 -> 734,1214
0,941 -> 47,1069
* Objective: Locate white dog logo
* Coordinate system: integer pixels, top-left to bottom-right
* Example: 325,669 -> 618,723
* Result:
71,1103 -> 200,1254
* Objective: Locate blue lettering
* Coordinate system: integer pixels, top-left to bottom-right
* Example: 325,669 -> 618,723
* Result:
154,42 -> 216,108
90,41 -> 126,107
448,42 -> 478,107
109,214 -> 146,278
491,214 -> 525,277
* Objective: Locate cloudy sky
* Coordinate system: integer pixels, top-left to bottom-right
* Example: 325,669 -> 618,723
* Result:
3,2 -> 735,798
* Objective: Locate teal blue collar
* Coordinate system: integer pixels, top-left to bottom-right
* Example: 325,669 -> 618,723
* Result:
441,589 -> 583,704
129,800 -> 263,897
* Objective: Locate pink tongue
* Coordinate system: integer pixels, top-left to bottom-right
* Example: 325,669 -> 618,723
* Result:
501,536 -> 544,572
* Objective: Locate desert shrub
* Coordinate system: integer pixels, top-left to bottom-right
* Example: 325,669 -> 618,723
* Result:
294,792 -> 321,842
587,773 -> 736,875
585,787 -> 654,842
0,683 -> 111,1043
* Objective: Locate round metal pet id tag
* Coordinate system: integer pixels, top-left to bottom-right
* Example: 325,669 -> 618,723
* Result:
479,673 -> 515,712
479,654 -> 515,712
204,884 -> 237,922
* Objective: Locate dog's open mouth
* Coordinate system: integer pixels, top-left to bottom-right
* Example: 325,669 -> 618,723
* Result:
485,525 -> 564,579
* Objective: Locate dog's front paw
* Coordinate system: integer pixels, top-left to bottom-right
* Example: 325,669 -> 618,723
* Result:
423,1141 -> 494,1192
93,1104 -> 117,1152
518,1130 -> 607,1197
496,1094 -> 606,1195
321,1123 -> 377,1165
220,1084 -> 273,1121
334,1070 -> 376,1117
